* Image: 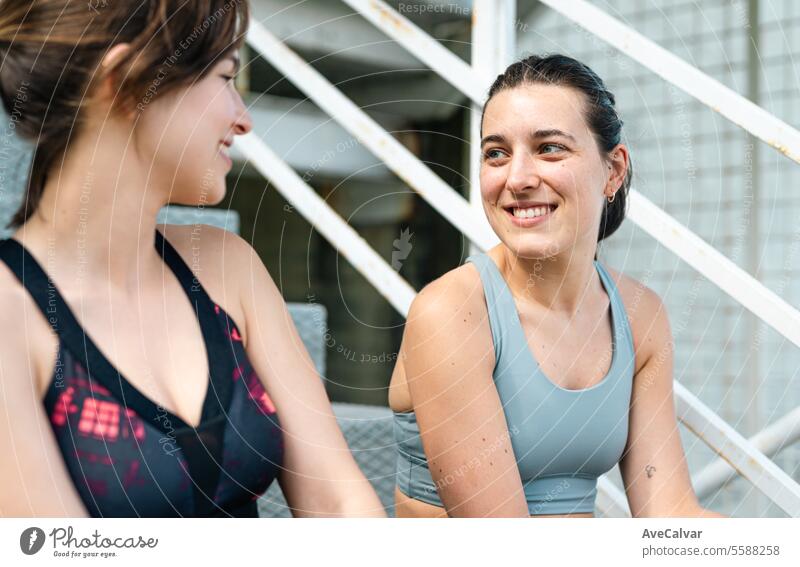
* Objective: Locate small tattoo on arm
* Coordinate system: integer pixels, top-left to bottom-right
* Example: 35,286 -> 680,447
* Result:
645,465 -> 656,478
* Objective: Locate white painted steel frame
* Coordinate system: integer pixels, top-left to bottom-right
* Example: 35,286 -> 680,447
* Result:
236,133 -> 416,315
244,1 -> 800,515
538,0 -> 800,165
628,191 -> 800,349
694,406 -> 800,501
469,0 -> 516,256
341,0 -> 486,105
246,20 -> 497,252
597,402 -> 800,518
675,382 -> 800,516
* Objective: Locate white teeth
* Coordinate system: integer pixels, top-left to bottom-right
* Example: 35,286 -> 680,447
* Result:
513,206 -> 551,218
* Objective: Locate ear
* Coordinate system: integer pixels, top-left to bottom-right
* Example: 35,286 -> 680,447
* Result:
93,43 -> 134,118
605,143 -> 629,199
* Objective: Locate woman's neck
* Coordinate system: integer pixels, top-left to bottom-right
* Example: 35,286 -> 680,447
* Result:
13,135 -> 170,294
495,244 -> 600,316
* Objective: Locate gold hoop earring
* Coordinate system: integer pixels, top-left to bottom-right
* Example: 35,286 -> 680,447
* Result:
607,192 -> 616,204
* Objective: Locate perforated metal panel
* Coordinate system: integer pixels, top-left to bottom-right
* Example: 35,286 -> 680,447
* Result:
156,204 -> 241,234
0,128 -> 30,237
258,402 -> 396,518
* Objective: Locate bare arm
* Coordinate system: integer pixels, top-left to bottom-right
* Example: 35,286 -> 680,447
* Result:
232,237 -> 384,517
403,270 -> 529,517
619,288 -> 724,518
0,291 -> 88,517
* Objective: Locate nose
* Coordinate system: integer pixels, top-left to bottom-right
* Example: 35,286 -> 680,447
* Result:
232,93 -> 253,136
505,151 -> 541,193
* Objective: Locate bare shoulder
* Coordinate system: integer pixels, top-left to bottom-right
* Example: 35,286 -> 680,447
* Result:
0,277 -> 37,371
158,222 -> 257,329
600,265 -> 671,373
158,222 -> 254,269
403,260 -> 494,382
391,261 -> 491,410
0,264 -> 34,338
407,260 -> 488,329
0,262 -> 55,397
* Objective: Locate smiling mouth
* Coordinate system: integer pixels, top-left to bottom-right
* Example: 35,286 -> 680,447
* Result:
218,142 -> 233,165
503,203 -> 557,224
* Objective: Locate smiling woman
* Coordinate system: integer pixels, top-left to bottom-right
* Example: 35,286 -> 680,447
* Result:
389,54 -> 723,518
0,0 -> 250,226
0,0 -> 384,518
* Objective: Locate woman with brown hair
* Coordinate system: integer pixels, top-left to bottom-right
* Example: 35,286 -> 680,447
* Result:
0,0 -> 384,517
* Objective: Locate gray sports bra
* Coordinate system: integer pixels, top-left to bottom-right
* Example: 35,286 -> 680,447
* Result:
393,253 -> 635,515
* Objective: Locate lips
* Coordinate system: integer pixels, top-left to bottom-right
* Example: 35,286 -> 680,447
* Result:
218,139 -> 233,167
502,203 -> 557,227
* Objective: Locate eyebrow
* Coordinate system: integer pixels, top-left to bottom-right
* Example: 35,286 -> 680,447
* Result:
480,134 -> 506,148
532,128 -> 576,142
480,129 -> 576,148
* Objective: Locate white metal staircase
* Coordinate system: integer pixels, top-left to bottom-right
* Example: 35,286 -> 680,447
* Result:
237,0 -> 800,517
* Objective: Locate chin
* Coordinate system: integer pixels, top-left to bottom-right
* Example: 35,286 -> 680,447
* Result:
196,177 -> 227,206
495,233 -> 556,261
169,183 -> 226,208
206,184 -> 228,206
509,247 -> 557,261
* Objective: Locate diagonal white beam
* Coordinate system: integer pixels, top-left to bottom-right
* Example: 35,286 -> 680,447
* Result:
341,0 -> 487,105
693,406 -> 800,500
469,0 -> 516,258
675,382 -> 800,517
597,399 -> 800,517
236,132 -> 417,315
246,20 -> 498,251
539,0 -> 800,165
628,190 -> 800,350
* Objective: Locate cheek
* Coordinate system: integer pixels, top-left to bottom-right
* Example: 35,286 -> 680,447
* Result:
550,160 -> 600,198
479,166 -> 505,202
544,161 -> 579,189
560,165 -> 606,228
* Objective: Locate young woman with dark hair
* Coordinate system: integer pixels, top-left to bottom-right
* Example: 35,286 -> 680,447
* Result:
390,54 -> 723,518
0,0 -> 384,518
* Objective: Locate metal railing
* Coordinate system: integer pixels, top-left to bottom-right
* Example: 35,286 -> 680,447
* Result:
240,0 -> 800,517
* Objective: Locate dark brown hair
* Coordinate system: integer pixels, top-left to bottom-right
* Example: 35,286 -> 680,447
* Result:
482,54 -> 632,243
0,0 -> 249,228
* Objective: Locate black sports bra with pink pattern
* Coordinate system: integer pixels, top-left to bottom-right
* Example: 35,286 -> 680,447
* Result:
0,229 -> 283,517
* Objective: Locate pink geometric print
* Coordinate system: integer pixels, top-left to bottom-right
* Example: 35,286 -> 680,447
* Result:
123,409 -> 146,442
214,303 -> 243,342
78,399 -> 120,440
245,371 -> 276,414
122,460 -> 146,490
51,378 -> 145,443
51,386 -> 78,427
